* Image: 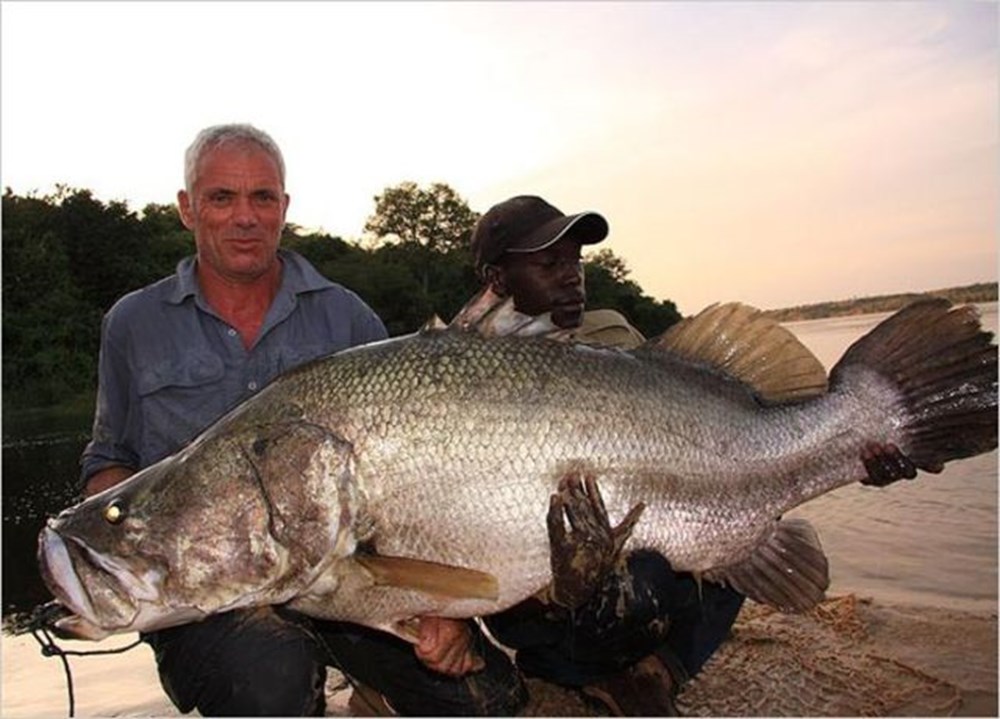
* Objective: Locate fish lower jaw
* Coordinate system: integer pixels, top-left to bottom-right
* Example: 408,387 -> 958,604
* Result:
52,613 -> 114,641
53,600 -> 210,639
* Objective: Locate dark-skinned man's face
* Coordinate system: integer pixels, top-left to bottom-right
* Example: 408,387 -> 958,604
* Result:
489,236 -> 585,329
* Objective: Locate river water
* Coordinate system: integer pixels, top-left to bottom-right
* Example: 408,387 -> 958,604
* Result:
2,304 -> 997,619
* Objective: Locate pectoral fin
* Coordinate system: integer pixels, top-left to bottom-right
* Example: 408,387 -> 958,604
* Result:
704,518 -> 829,612
355,554 -> 500,601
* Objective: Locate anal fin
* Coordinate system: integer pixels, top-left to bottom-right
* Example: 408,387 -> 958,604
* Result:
355,553 -> 499,601
704,518 -> 829,612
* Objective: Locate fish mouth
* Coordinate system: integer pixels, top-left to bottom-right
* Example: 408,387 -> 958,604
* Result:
38,526 -> 143,635
38,526 -> 209,639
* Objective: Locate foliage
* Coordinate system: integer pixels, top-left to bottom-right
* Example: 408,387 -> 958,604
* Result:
584,248 -> 682,338
363,181 -> 482,301
364,181 -> 480,253
2,184 -> 680,409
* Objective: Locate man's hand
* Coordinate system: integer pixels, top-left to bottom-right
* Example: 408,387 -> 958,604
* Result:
84,466 -> 135,497
414,617 -> 484,676
547,473 -> 645,609
860,442 -> 942,486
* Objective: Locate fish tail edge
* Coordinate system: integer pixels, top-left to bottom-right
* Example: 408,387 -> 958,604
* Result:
830,298 -> 998,469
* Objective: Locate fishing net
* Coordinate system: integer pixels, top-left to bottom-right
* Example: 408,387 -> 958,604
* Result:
676,594 -> 965,717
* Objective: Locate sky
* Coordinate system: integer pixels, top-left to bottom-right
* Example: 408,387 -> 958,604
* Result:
2,1 -> 997,315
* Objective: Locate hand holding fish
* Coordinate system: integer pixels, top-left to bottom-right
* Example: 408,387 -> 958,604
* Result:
547,474 -> 646,609
414,617 -> 484,676
860,442 -> 940,486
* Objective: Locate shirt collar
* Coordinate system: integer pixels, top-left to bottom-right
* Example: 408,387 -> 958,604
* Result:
165,248 -> 334,305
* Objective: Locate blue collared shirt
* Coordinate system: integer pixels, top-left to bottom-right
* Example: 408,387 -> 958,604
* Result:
81,249 -> 387,484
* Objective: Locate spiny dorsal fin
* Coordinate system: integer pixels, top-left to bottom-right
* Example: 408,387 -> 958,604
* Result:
420,315 -> 447,333
355,553 -> 499,601
704,517 -> 830,612
654,302 -> 828,403
448,287 -> 564,339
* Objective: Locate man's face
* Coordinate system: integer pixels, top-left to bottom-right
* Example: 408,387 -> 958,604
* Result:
177,143 -> 288,283
493,236 -> 586,329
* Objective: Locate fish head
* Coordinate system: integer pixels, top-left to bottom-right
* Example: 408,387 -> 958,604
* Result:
38,419 -> 359,638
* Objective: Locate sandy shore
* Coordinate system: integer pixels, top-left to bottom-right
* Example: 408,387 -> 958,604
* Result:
3,594 -> 996,717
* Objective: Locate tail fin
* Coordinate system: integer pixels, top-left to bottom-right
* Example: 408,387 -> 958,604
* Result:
830,299 -> 997,470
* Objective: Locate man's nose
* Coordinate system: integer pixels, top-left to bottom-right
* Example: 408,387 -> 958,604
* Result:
233,196 -> 259,227
558,260 -> 583,285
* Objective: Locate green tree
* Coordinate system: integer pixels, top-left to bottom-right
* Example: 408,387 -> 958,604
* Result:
58,189 -> 156,311
363,181 -> 481,302
141,202 -> 195,275
585,248 -> 681,338
587,248 -> 631,283
364,181 -> 480,253
2,191 -> 100,405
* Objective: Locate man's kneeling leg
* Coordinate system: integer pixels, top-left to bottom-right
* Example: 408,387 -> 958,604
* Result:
145,606 -> 327,717
315,620 -> 527,716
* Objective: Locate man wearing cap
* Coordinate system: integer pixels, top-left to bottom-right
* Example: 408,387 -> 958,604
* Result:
466,194 -> 922,715
471,194 -> 645,348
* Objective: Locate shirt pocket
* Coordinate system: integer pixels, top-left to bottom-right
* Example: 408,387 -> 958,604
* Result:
136,351 -> 228,465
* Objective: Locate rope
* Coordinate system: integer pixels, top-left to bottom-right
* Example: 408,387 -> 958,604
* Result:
25,605 -> 143,718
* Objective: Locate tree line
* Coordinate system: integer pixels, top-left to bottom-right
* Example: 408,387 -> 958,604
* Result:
764,283 -> 998,322
2,182 -> 681,409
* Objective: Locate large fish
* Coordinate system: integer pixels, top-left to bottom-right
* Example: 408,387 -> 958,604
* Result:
37,297 -> 997,642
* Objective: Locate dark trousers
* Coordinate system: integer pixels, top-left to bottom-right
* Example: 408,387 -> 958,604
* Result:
485,549 -> 745,687
144,606 -> 526,717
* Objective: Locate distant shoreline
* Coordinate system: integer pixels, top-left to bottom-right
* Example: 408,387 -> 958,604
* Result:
764,281 -> 998,322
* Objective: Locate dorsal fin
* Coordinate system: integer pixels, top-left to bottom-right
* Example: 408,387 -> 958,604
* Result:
653,303 -> 828,403
448,287 -> 564,339
419,315 -> 447,333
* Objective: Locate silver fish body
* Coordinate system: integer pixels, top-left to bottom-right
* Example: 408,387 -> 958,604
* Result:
38,299 -> 998,640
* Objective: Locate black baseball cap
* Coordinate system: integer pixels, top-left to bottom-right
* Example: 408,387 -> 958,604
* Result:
471,195 -> 609,272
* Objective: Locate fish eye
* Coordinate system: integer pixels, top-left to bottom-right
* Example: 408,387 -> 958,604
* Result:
103,499 -> 126,525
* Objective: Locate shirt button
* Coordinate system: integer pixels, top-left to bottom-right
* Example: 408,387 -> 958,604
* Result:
228,328 -> 238,337
248,381 -> 258,391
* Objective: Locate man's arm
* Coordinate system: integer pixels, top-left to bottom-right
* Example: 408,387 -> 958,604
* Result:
84,466 -> 136,497
80,308 -> 140,495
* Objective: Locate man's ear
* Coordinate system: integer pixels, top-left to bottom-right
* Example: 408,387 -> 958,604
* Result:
177,190 -> 195,231
483,265 -> 508,297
